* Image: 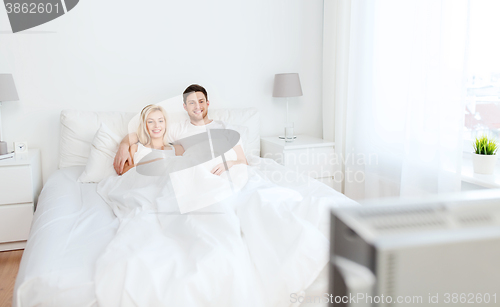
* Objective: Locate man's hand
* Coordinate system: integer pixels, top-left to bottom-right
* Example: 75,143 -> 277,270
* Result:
211,145 -> 248,176
114,133 -> 138,175
114,143 -> 133,175
211,161 -> 235,176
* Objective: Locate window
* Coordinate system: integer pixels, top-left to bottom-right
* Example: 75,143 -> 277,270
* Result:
465,0 -> 500,141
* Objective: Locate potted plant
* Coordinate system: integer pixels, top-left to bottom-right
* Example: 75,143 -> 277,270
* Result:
472,135 -> 498,174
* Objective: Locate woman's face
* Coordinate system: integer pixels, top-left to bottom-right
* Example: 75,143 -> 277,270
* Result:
146,110 -> 166,139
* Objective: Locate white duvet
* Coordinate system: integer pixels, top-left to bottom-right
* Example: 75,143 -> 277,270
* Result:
13,158 -> 356,307
94,155 -> 355,307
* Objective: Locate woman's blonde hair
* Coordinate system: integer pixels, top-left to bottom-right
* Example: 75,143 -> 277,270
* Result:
137,104 -> 168,146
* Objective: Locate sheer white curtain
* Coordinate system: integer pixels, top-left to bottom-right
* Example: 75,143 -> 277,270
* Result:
323,0 -> 469,200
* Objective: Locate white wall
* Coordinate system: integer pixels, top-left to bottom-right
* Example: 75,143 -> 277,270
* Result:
0,0 -> 324,183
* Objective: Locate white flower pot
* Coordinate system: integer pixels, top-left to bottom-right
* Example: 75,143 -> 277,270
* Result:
472,153 -> 497,174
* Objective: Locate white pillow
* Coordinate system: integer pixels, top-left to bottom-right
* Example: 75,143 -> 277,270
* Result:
78,123 -> 122,183
59,108 -> 259,168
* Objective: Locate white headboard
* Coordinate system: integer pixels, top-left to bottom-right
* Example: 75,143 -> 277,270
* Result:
59,107 -> 260,169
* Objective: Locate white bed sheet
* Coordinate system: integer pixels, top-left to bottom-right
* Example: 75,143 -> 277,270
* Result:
13,159 -> 356,307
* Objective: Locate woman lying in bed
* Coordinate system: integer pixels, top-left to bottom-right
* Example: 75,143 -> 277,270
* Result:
122,104 -> 184,174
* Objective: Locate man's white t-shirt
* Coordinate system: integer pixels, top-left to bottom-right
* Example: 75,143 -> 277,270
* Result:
166,119 -> 242,150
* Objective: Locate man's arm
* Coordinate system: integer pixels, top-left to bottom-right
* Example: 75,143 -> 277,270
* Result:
173,144 -> 185,156
211,145 -> 248,176
232,144 -> 248,165
113,132 -> 138,175
121,143 -> 138,175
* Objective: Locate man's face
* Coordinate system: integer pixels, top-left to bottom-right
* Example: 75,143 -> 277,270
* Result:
184,91 -> 209,121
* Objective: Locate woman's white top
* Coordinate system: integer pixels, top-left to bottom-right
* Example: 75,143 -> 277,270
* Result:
134,143 -> 175,164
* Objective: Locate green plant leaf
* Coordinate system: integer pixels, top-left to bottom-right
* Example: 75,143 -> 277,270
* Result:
473,135 -> 498,155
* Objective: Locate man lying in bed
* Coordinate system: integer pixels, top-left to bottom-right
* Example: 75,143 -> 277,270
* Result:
113,84 -> 248,175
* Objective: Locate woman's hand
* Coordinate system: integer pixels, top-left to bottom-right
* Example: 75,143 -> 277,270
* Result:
121,160 -> 135,174
211,161 -> 235,176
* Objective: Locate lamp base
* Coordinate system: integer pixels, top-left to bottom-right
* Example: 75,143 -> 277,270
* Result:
0,141 -> 8,155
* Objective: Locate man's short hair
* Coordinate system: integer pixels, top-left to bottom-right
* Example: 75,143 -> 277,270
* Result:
183,84 -> 208,104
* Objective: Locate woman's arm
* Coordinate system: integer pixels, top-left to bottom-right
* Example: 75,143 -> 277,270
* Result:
135,144 -> 173,166
121,143 -> 138,175
136,158 -> 164,166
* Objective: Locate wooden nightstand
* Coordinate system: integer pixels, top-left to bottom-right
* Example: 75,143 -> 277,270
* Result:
260,135 -> 338,190
0,149 -> 42,251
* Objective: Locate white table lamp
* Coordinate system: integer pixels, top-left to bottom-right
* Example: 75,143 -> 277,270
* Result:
273,73 -> 303,141
0,74 -> 19,155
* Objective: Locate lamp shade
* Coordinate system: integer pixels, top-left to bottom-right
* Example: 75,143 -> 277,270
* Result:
272,73 -> 303,97
0,74 -> 19,101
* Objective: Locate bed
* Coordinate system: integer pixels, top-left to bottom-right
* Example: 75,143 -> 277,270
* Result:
13,107 -> 356,307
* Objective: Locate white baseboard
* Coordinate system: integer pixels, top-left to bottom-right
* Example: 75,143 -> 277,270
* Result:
0,240 -> 26,252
